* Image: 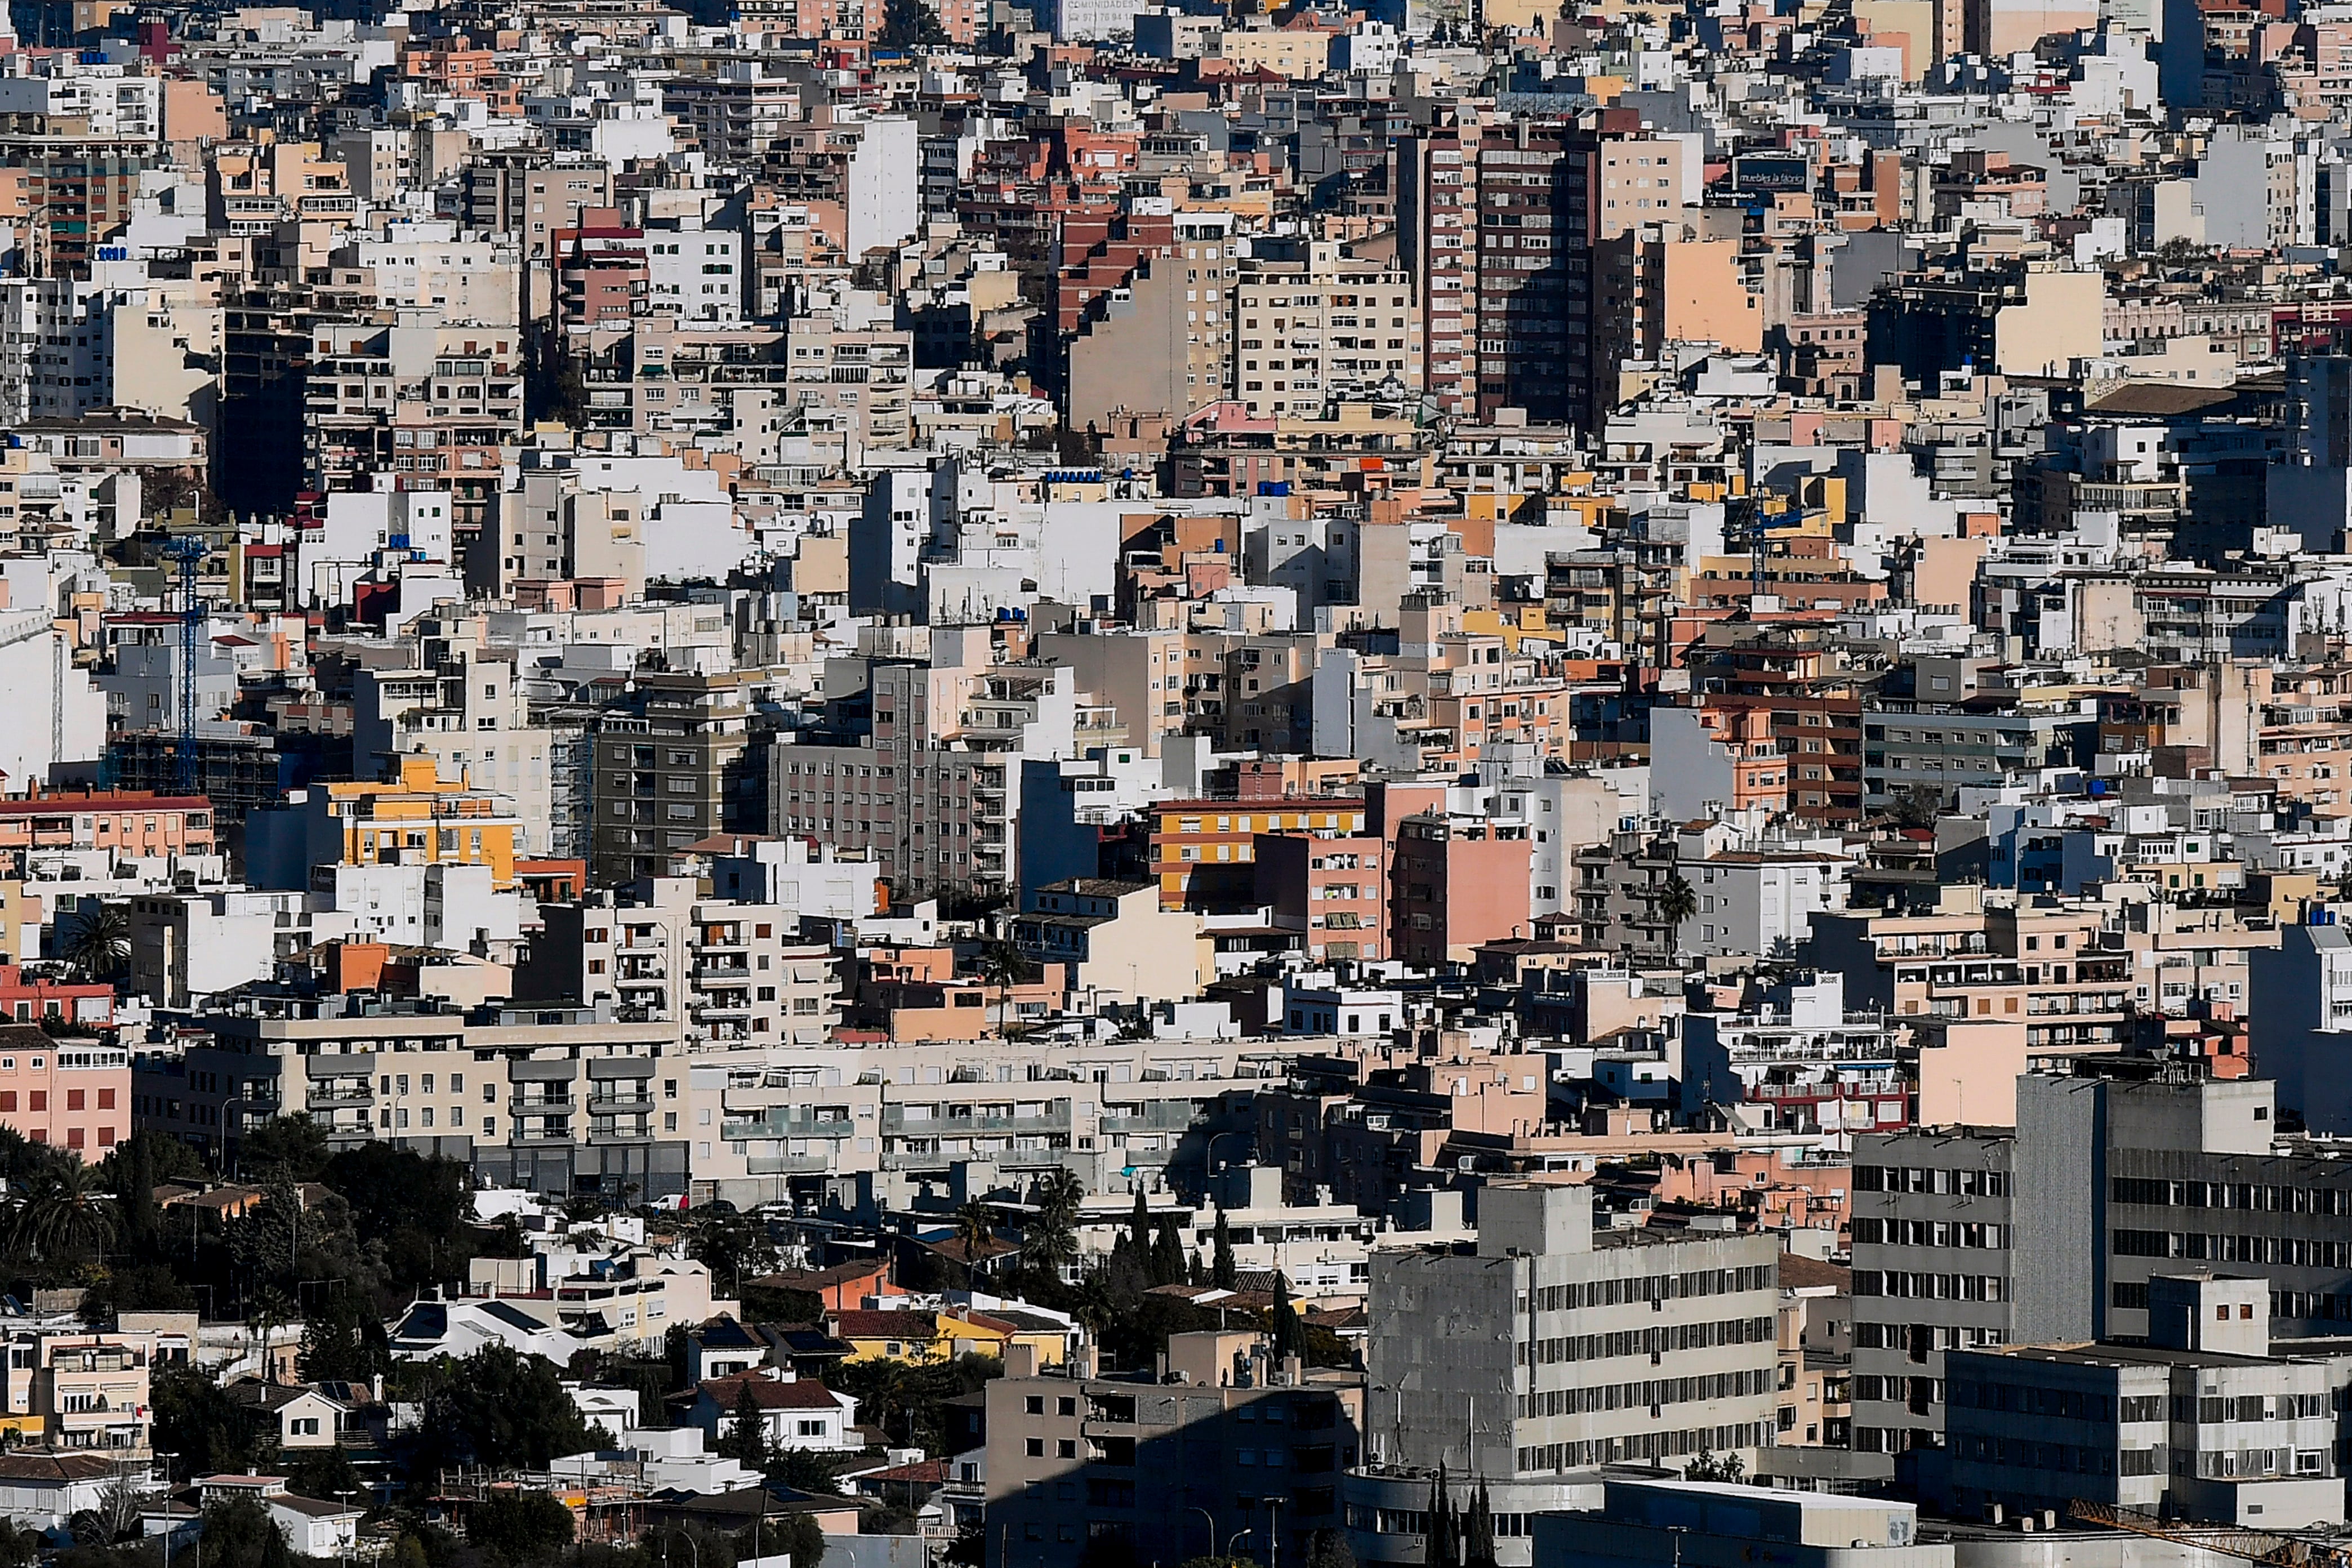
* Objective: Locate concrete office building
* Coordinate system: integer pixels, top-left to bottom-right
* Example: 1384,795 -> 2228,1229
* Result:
1941,1273 -> 2342,1529
982,1332 -> 1363,1568
1367,1182 -> 1779,1479
1855,1064 -> 2352,1460
1847,1127 -> 2017,1456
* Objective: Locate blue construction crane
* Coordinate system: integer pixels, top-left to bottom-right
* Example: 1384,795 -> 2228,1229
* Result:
159,535 -> 205,796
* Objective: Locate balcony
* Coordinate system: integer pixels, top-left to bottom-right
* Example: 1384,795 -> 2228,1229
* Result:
746,1153 -> 834,1175
725,1112 -> 854,1139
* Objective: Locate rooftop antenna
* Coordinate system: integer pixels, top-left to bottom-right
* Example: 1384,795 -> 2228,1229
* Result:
162,534 -> 205,795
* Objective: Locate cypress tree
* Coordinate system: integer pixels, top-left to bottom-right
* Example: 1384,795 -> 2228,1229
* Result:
1129,1188 -> 1152,1255
1151,1215 -> 1186,1286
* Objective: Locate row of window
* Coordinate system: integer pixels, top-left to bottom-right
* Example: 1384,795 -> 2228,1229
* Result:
1516,1366 -> 1775,1419
2112,1177 -> 2349,1213
1519,1264 -> 1772,1313
2114,1230 -> 2352,1267
1852,1272 -> 2007,1302
1519,1315 -> 1776,1368
1852,1219 -> 2010,1248
1852,1165 -> 2008,1195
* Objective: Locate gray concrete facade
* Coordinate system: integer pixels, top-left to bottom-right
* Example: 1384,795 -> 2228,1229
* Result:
1367,1183 -> 1779,1478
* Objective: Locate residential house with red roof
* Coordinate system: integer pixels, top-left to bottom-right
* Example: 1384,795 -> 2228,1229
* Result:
687,1371 -> 859,1452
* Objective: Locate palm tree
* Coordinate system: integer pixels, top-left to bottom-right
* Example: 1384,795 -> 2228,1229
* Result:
246,1285 -> 294,1382
11,1160 -> 117,1264
951,1198 -> 996,1285
58,903 -> 128,983
1026,1168 -> 1083,1282
1655,872 -> 1698,935
974,940 -> 1035,1034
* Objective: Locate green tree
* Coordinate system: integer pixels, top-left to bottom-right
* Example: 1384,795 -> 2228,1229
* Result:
747,1514 -> 825,1568
1269,1271 -> 1305,1360
1654,872 -> 1698,933
323,1142 -> 476,1293
300,1287 -> 392,1383
57,902 -> 128,981
235,1115 -> 329,1182
1306,1532 -> 1356,1568
96,1130 -> 205,1255
418,1344 -> 599,1471
153,1362 -> 262,1477
739,1282 -> 823,1326
717,1379 -> 770,1468
1685,1447 -> 1745,1483
951,1199 -> 995,1284
86,1260 -> 194,1317
973,940 -> 1034,1033
941,1524 -> 984,1568
12,1159 -> 118,1264
687,1207 -> 778,1298
1150,1216 -> 1186,1287
199,1495 -> 292,1568
280,1440 -> 363,1504
1025,1168 -> 1083,1282
1887,785 -> 1944,831
469,1489 -> 576,1565
1424,1466 -> 1456,1568
1126,1189 -> 1150,1255
1463,1484 -> 1495,1568
765,1446 -> 842,1496
1211,1208 -> 1237,1289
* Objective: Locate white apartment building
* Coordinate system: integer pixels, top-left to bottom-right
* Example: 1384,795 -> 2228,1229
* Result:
331,222 -> 522,324
685,1031 -> 1304,1206
302,484 -> 457,608
0,61 -> 161,137
353,647 -> 555,856
131,999 -> 694,1201
645,222 -> 745,322
521,876 -> 845,1047
1232,239 -> 1422,418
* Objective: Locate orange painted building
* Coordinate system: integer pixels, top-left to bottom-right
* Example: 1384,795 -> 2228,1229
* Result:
0,965 -> 114,1027
0,1026 -> 126,1154
0,790 -> 215,863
